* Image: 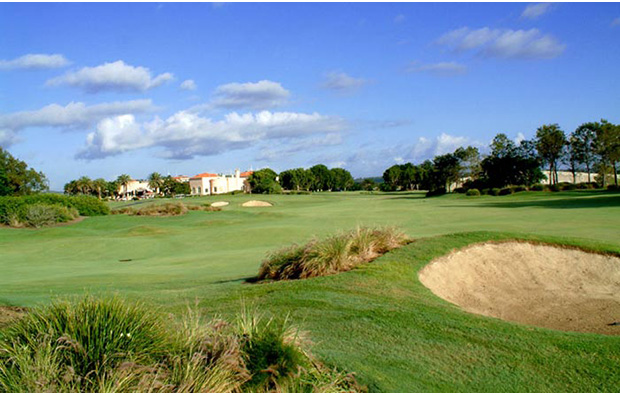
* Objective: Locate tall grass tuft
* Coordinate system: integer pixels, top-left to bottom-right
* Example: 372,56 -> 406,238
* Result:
0,296 -> 361,393
257,226 -> 410,281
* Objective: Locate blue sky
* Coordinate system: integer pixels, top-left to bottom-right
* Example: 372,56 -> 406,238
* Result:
1,2 -> 619,190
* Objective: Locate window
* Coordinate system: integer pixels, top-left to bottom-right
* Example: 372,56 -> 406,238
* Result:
214,187 -> 218,192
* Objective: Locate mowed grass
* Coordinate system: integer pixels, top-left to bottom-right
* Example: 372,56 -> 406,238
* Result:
1,190 -> 620,391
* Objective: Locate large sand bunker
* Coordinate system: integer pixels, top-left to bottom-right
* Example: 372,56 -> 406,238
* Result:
419,242 -> 620,335
242,200 -> 273,207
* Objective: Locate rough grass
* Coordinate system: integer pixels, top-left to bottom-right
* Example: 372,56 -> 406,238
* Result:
0,296 -> 359,393
111,202 -> 221,217
258,227 -> 410,281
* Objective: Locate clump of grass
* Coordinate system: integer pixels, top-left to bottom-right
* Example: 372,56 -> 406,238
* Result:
0,297 -> 360,393
186,204 -> 222,212
131,202 -> 188,216
258,226 -> 410,281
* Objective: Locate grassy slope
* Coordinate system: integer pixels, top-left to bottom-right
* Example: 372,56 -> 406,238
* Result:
1,190 -> 619,391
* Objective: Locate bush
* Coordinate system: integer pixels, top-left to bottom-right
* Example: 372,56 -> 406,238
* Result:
530,183 -> 547,191
0,297 -> 359,393
465,188 -> 480,196
453,187 -> 466,194
498,187 -> 513,196
131,202 -> 188,216
549,184 -> 561,192
25,204 -> 78,228
257,226 -> 410,281
425,187 -> 446,197
511,185 -> 528,193
607,184 -> 620,191
489,188 -> 501,196
481,188 -> 490,195
562,183 -> 577,191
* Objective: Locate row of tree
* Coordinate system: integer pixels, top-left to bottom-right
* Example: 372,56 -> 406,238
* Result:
248,165 -> 356,193
382,120 -> 620,192
64,172 -> 189,199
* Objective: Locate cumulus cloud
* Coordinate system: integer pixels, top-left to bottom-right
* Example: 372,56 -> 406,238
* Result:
436,27 -> 565,59
521,3 -> 552,19
321,72 -> 367,92
0,100 -> 155,140
406,61 -> 467,75
0,54 -> 70,70
210,80 -> 290,110
77,109 -> 345,160
180,79 -> 197,91
46,60 -> 173,93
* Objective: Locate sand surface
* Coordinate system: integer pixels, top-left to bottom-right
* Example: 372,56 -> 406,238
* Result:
419,242 -> 620,335
210,201 -> 229,207
241,200 -> 273,207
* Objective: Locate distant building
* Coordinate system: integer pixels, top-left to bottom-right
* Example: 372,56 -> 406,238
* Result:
118,179 -> 153,198
189,169 -> 253,196
173,175 -> 190,183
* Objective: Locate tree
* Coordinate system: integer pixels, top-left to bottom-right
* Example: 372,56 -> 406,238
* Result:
360,178 -> 376,191
92,178 -> 107,199
116,174 -> 132,197
431,153 -> 461,192
478,135 -> 544,188
247,168 -> 282,194
0,147 -> 48,196
573,122 -> 600,183
536,124 -> 566,185
329,168 -> 354,191
75,176 -> 93,195
279,168 -> 307,191
595,120 -> 620,186
564,134 -> 582,184
148,172 -> 164,195
309,164 -> 332,191
454,146 -> 481,180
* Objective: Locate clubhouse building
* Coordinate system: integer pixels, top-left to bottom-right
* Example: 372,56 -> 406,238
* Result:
189,169 -> 253,196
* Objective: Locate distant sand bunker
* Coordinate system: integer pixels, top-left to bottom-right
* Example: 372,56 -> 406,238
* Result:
419,242 -> 620,335
211,201 -> 229,207
242,200 -> 272,207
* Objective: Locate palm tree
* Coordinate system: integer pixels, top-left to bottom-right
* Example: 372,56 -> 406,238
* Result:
92,178 -> 107,199
116,174 -> 132,198
76,176 -> 93,195
148,172 -> 164,195
64,180 -> 79,195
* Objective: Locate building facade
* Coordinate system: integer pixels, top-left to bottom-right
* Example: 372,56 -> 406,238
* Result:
189,169 -> 253,196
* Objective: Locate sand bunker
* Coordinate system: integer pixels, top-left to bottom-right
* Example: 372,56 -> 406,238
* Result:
242,200 -> 273,207
210,201 -> 229,207
419,242 -> 620,335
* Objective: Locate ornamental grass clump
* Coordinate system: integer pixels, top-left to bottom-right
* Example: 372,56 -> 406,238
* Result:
0,297 -> 360,393
258,226 -> 410,281
131,202 -> 188,217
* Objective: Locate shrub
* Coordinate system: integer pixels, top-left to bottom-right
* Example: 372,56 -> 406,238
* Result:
465,188 -> 480,196
562,183 -> 577,191
186,204 -> 222,212
425,187 -> 446,197
257,226 -> 410,281
549,183 -> 561,192
489,188 -> 501,196
607,184 -> 620,191
481,188 -> 490,195
530,183 -> 547,191
131,202 -> 188,216
511,185 -> 528,193
453,187 -> 466,194
498,187 -> 513,196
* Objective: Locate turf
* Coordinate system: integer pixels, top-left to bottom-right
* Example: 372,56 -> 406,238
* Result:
1,190 -> 619,391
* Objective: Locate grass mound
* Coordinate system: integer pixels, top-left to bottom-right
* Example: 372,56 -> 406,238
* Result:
258,226 -> 410,281
0,297 -> 358,393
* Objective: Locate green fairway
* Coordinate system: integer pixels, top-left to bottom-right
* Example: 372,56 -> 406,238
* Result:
1,190 -> 619,391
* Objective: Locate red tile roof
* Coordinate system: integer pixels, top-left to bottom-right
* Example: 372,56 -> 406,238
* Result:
191,172 -> 218,179
240,171 -> 253,177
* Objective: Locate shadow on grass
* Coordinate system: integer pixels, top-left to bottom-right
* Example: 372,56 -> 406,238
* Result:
453,194 -> 620,209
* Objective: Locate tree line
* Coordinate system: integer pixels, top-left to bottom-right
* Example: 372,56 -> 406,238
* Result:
382,120 -> 620,193
64,172 -> 190,199
247,165 -> 356,194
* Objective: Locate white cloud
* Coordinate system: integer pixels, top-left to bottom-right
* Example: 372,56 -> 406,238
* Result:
78,109 -> 345,160
210,80 -> 290,110
180,79 -> 197,91
46,60 -> 173,93
407,61 -> 467,75
394,14 -> 406,24
256,133 -> 343,162
0,130 -> 19,147
612,17 -> 620,27
0,99 -> 155,137
321,71 -> 367,92
436,27 -> 565,59
521,3 -> 552,19
0,54 -> 70,70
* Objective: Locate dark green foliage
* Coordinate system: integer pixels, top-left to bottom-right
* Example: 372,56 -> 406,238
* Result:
530,183 -> 547,191
0,194 -> 108,226
511,185 -> 528,193
453,187 -> 466,194
498,187 -> 513,196
248,168 -> 282,194
536,124 -> 567,185
489,188 -> 501,196
0,147 -> 48,196
549,184 -> 561,192
465,188 -> 481,196
607,184 -> 620,191
308,164 -> 332,191
425,187 -> 446,197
